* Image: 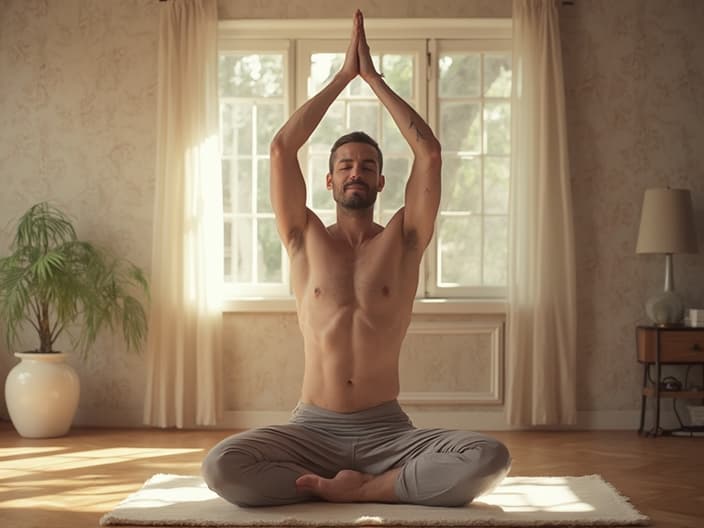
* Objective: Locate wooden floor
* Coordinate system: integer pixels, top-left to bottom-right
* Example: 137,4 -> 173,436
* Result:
0,421 -> 702,527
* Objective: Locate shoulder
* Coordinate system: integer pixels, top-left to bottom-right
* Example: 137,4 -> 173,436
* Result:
287,208 -> 328,255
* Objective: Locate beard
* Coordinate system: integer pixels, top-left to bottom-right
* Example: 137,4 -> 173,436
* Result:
334,183 -> 378,210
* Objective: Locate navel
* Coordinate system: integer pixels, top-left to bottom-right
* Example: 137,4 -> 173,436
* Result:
346,379 -> 353,386
382,285 -> 390,296
314,287 -> 321,297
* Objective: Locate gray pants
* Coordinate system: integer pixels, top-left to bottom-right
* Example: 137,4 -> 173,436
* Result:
202,400 -> 511,507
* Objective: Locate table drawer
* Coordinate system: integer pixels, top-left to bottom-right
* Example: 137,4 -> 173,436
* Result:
637,328 -> 704,363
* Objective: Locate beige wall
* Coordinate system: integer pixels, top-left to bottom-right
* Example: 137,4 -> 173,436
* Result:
0,0 -> 702,428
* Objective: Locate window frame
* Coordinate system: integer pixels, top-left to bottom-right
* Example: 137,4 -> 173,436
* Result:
218,18 -> 512,311
427,38 -> 513,299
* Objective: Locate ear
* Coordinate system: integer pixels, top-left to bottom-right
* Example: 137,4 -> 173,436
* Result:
326,173 -> 333,190
377,174 -> 385,191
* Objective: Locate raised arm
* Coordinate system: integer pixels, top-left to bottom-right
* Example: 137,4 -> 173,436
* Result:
357,11 -> 441,250
269,15 -> 359,252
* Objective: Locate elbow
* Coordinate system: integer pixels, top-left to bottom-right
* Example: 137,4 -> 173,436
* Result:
429,138 -> 442,158
270,134 -> 286,159
426,139 -> 442,168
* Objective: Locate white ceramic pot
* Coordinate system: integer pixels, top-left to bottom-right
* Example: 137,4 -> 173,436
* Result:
5,352 -> 80,438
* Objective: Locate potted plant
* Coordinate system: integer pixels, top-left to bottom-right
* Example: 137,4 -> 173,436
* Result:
0,202 -> 149,437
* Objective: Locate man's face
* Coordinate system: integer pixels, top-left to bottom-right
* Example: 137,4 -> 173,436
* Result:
326,142 -> 385,210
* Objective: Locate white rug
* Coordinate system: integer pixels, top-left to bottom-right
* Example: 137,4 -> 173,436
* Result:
99,474 -> 650,526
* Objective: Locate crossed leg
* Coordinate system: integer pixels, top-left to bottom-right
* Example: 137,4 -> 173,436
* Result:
202,418 -> 510,507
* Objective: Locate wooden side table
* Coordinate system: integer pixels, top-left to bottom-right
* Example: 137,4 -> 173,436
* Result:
636,325 -> 704,436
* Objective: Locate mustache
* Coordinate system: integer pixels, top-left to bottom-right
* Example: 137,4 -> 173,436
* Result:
343,181 -> 369,191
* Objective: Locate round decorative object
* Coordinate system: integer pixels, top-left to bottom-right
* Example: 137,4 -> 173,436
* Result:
646,290 -> 684,325
5,352 -> 80,438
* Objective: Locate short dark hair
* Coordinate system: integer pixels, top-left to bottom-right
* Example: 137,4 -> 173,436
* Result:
328,131 -> 383,175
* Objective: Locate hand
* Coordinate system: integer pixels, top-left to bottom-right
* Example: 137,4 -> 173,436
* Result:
357,11 -> 380,82
339,10 -> 361,82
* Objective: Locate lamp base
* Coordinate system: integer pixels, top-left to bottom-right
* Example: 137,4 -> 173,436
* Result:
646,290 -> 684,325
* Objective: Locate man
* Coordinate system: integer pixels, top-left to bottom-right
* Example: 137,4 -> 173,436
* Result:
202,10 -> 510,507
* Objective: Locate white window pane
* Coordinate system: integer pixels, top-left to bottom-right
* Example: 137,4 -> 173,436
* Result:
484,102 -> 510,155
348,55 -> 378,97
380,210 -> 396,226
318,211 -> 336,226
484,157 -> 509,214
310,53 -> 344,94
484,53 -> 512,97
483,216 -> 508,286
224,221 -> 232,279
256,158 -> 271,213
348,102 -> 379,136
381,157 -> 409,213
348,74 -> 375,98
233,159 -> 252,213
439,53 -> 480,97
381,109 -> 407,154
222,160 -> 233,210
221,102 -> 253,157
382,54 -> 413,98
309,155 -> 333,211
438,215 -> 480,286
440,102 -> 481,153
309,101 -> 345,153
257,218 -> 282,283
440,156 -> 480,212
219,54 -> 284,97
257,102 -> 284,154
233,218 -> 253,283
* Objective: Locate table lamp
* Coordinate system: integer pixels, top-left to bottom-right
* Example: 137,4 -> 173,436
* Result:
636,188 -> 699,325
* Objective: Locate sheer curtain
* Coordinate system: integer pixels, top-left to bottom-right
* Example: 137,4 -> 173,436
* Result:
506,0 -> 577,426
144,0 -> 223,428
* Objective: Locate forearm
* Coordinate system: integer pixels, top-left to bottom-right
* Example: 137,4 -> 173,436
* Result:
271,73 -> 350,153
366,75 -> 440,157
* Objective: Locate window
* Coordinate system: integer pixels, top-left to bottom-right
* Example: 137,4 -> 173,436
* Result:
219,20 -> 511,301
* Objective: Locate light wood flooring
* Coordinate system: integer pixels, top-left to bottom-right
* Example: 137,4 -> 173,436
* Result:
0,421 -> 702,527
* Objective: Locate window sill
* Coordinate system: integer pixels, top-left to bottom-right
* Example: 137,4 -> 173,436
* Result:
223,298 -> 507,314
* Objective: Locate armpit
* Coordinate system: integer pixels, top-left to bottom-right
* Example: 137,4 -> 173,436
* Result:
287,227 -> 304,254
403,228 -> 420,251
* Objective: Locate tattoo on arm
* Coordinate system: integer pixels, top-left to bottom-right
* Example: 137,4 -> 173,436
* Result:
409,120 -> 426,142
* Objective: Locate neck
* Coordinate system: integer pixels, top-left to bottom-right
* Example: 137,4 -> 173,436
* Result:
333,207 -> 377,247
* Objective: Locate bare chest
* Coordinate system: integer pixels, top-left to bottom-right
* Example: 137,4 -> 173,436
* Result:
291,224 -> 418,315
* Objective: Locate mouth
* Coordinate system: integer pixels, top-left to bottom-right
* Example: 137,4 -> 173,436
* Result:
344,183 -> 368,191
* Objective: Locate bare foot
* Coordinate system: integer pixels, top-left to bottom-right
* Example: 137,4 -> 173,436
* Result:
296,470 -> 374,502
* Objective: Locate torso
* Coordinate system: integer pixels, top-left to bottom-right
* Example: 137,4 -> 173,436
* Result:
290,208 -> 422,412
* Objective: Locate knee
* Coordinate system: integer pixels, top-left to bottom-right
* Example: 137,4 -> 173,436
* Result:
457,438 -> 511,502
481,438 -> 511,476
201,445 -> 262,507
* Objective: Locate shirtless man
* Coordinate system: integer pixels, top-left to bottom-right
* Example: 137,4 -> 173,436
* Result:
202,10 -> 510,507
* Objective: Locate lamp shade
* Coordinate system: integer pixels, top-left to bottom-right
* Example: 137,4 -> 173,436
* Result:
636,188 -> 698,254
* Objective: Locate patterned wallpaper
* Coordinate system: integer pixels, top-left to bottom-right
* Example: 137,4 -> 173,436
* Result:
0,0 -> 158,419
0,0 -> 702,426
560,0 -> 704,411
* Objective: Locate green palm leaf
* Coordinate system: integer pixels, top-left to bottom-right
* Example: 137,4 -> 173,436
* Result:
0,202 -> 149,356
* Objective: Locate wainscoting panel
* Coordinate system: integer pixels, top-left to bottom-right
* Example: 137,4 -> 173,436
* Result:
398,319 -> 504,405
